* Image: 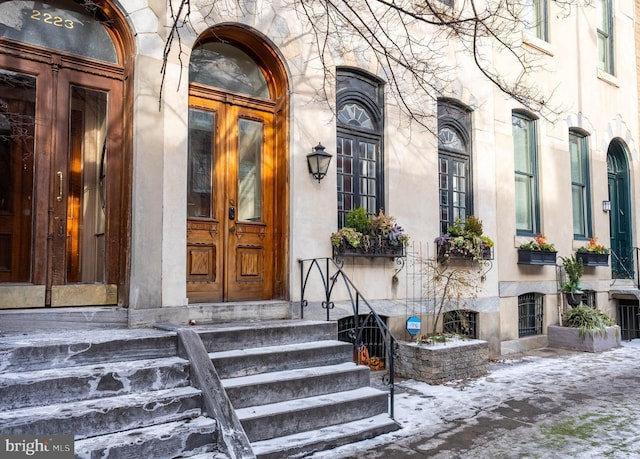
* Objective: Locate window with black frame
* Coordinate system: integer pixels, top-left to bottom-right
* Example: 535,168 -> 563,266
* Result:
438,100 -> 473,234
336,69 -> 385,228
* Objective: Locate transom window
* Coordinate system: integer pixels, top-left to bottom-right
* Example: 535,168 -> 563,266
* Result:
438,100 -> 472,234
513,112 -> 540,236
569,130 -> 592,238
189,42 -> 269,98
518,293 -> 544,337
336,69 -> 384,227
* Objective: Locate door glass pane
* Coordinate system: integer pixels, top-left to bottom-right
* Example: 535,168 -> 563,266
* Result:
188,109 -> 214,218
0,70 -> 36,282
66,86 -> 107,283
238,118 -> 262,221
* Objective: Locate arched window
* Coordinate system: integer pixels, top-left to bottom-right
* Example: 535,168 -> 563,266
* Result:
438,99 -> 472,234
336,68 -> 384,227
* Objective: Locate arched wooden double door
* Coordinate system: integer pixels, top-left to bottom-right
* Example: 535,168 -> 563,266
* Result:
0,1 -> 130,308
186,29 -> 289,303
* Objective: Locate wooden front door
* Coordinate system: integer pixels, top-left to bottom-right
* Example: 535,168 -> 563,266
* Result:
187,95 -> 275,302
607,141 -> 633,278
0,57 -> 124,307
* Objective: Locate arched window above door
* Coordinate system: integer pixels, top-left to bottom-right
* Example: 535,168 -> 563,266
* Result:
190,41 -> 270,98
0,0 -> 117,63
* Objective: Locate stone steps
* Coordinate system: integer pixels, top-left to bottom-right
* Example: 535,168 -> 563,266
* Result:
0,327 -> 219,458
0,319 -> 399,458
0,356 -> 190,410
210,339 -> 353,379
74,416 -> 220,459
235,386 -> 390,443
222,361 -> 370,409
190,320 -> 399,458
0,386 -> 203,438
251,413 -> 399,459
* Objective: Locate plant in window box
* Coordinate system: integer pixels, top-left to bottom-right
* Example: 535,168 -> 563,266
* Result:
517,233 -> 557,265
576,237 -> 610,267
435,216 -> 494,263
331,207 -> 409,257
560,255 -> 584,307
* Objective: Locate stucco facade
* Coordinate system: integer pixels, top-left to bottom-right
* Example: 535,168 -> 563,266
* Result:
1,0 -> 638,356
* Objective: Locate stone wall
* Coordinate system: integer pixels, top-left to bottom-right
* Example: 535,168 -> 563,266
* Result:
395,339 -> 489,384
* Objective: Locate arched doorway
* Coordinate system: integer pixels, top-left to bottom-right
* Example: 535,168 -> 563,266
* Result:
607,139 -> 633,278
0,0 -> 132,308
186,26 -> 289,303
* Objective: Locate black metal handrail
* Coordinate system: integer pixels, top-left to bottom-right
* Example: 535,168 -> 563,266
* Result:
298,257 -> 399,419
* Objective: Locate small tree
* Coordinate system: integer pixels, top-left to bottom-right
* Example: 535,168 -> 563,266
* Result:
422,256 -> 480,336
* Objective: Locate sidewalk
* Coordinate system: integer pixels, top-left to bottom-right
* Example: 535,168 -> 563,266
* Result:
310,341 -> 640,458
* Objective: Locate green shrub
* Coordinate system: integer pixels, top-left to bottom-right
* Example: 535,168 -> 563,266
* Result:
562,305 -> 616,338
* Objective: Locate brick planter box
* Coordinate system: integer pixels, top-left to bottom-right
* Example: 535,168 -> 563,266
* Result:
394,339 -> 489,384
548,325 -> 621,352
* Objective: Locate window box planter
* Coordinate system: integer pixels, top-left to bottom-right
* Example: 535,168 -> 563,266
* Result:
332,239 -> 405,258
575,252 -> 609,267
517,249 -> 557,265
436,241 -> 493,262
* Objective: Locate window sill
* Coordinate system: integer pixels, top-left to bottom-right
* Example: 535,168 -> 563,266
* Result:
597,68 -> 619,87
521,32 -> 554,57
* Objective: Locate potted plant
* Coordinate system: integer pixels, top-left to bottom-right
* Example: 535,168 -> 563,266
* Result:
560,255 -> 584,307
517,233 -> 557,265
576,237 -> 610,267
331,207 -> 409,257
435,216 -> 494,263
548,305 -> 620,352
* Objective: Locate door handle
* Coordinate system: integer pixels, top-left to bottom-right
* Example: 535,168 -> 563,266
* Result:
229,206 -> 235,220
56,171 -> 63,202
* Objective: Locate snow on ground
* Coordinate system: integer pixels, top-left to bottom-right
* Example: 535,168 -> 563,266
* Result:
310,340 -> 640,458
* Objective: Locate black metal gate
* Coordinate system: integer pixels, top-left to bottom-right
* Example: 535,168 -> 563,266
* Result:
338,314 -> 387,365
618,300 -> 640,341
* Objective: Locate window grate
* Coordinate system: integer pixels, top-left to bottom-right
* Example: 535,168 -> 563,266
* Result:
443,309 -> 478,338
518,292 -> 543,337
617,301 -> 640,341
338,314 -> 387,366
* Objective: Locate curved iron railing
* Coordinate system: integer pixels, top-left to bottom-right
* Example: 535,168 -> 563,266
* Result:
298,257 -> 399,418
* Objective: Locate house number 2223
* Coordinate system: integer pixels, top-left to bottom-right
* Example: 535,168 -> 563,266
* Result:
30,10 -> 75,29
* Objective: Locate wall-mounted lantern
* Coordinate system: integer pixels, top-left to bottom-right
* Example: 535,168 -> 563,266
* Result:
306,143 -> 332,182
602,200 -> 611,212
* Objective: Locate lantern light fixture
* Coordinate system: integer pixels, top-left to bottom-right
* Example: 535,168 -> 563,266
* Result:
306,143 -> 332,182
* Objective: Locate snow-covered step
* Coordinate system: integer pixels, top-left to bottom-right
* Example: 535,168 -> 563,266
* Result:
236,386 -> 389,442
74,416 -> 219,459
0,356 -> 190,410
196,320 -> 337,353
0,386 -> 202,438
0,328 -> 177,373
210,339 -> 353,379
251,413 -> 399,459
223,362 -> 370,408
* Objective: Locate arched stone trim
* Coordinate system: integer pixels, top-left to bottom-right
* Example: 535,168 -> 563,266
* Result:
601,115 -> 637,162
565,112 -> 595,136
